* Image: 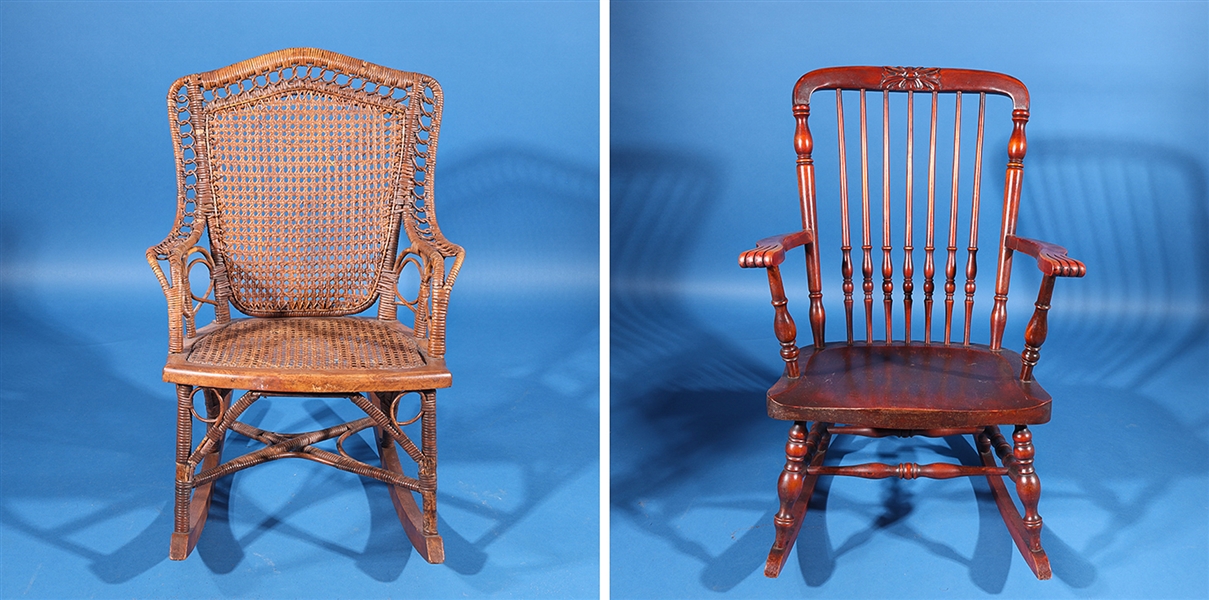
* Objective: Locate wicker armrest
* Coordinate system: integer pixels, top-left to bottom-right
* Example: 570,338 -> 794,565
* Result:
389,237 -> 464,359
146,225 -> 213,353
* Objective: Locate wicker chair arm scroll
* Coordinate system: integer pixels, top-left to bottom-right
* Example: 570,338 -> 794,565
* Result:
146,225 -> 209,353
739,229 -> 816,269
1005,235 -> 1086,278
391,237 -> 464,360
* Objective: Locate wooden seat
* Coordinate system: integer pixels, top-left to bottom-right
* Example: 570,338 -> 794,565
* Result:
740,67 -> 1085,580
146,49 -> 463,564
769,343 -> 1050,429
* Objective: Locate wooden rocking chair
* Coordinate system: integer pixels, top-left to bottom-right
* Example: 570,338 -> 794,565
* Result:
146,49 -> 464,563
740,67 -> 1084,580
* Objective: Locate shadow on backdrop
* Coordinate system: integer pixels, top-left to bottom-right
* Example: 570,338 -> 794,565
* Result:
1015,139 -> 1209,588
1020,138 -> 1209,387
610,149 -> 781,591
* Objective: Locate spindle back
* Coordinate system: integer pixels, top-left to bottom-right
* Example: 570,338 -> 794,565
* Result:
792,67 -> 1030,350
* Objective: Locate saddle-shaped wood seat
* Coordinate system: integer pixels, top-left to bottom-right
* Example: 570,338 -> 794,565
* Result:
768,344 -> 1051,429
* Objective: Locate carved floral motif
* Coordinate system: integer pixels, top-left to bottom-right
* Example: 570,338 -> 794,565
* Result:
880,66 -> 941,91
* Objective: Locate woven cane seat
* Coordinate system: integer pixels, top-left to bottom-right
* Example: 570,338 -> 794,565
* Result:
163,317 -> 451,393
187,318 -> 424,370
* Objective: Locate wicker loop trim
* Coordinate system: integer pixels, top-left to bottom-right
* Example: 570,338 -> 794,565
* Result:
186,386 -> 224,425
389,392 -> 424,429
335,418 -> 374,461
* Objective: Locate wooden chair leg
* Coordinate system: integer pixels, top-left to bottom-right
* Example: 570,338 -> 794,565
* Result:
375,391 -> 444,563
170,386 -> 228,560
977,426 -> 1051,579
766,421 -> 830,578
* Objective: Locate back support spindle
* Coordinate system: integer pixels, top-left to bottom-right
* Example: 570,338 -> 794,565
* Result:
943,92 -> 963,345
963,93 -> 987,345
836,90 -> 855,344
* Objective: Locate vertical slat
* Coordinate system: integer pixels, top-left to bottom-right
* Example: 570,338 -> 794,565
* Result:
943,92 -> 963,345
902,90 -> 915,344
860,91 -> 874,343
837,90 -> 854,344
923,92 -> 938,344
881,89 -> 893,343
963,93 -> 986,345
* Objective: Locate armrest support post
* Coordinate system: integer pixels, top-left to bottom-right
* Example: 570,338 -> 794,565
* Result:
1020,275 -> 1054,381
767,265 -> 800,378
741,229 -> 816,377
1004,234 -> 1085,380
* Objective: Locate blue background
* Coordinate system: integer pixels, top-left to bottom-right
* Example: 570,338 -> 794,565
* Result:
0,2 -> 599,598
611,1 -> 1208,598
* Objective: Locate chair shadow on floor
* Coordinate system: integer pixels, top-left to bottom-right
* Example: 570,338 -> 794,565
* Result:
610,140 -> 1207,593
0,148 -> 598,591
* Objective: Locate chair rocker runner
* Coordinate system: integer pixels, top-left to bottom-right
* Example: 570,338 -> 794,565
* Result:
146,49 -> 464,562
740,67 -> 1085,580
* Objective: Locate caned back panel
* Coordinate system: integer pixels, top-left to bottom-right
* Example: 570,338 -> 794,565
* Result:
792,67 -> 1030,350
168,48 -> 441,317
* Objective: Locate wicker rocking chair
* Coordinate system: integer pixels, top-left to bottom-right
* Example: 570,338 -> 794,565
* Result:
146,49 -> 464,563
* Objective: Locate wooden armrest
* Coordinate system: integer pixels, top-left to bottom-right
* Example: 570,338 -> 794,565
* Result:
1005,235 -> 1086,278
739,229 -> 816,269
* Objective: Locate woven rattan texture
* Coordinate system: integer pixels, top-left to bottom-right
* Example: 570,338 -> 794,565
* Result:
186,318 -> 424,370
205,84 -> 405,315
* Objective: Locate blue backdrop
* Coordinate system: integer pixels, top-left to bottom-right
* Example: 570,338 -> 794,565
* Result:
0,2 -> 599,598
611,1 -> 1208,598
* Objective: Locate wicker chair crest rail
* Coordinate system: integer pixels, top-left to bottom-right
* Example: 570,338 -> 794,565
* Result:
146,48 -> 464,563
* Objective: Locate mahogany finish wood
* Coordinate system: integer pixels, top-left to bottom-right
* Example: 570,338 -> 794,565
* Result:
740,66 -> 1084,580
147,49 -> 464,563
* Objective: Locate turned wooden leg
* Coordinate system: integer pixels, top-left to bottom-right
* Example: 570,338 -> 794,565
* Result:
1012,425 -> 1043,552
978,426 -> 1051,579
170,385 -> 194,560
766,421 -> 829,578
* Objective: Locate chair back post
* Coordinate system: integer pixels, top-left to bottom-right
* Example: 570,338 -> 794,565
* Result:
793,104 -> 827,349
990,108 -> 1030,350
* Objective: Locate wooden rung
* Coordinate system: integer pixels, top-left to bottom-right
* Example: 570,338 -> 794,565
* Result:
827,426 -> 984,438
808,462 -> 1007,480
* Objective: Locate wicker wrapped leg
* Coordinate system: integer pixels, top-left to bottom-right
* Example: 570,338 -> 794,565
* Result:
170,385 -> 193,560
170,386 -> 229,561
375,391 -> 444,563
